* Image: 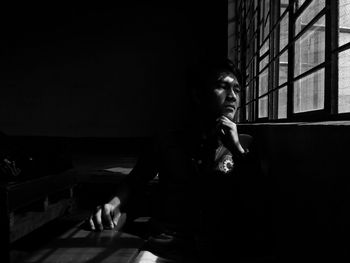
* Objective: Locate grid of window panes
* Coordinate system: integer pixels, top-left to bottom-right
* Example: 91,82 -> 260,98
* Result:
293,0 -> 326,114
233,0 -> 350,122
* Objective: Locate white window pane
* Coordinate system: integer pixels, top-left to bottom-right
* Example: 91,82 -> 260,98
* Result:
258,95 -> 268,118
295,0 -> 307,10
236,108 -> 242,122
295,0 -> 325,36
280,13 -> 289,51
279,50 -> 288,86
246,85 -> 250,104
260,39 -> 269,55
294,68 -> 324,113
259,68 -> 269,96
259,54 -> 269,71
294,16 -> 325,77
264,14 -> 270,40
280,0 -> 289,9
338,49 -> 350,113
259,0 -> 270,43
254,12 -> 258,30
245,104 -> 250,121
265,0 -> 270,20
278,86 -> 288,118
339,0 -> 350,47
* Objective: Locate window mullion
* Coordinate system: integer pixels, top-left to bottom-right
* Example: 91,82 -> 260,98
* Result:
268,0 -> 276,120
325,0 -> 339,115
255,0 -> 262,121
287,0 -> 296,119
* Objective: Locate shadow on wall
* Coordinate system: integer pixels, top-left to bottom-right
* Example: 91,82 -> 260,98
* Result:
0,1 -> 227,138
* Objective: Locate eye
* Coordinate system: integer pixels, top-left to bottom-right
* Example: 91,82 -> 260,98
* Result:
233,86 -> 241,93
214,81 -> 226,90
220,83 -> 228,89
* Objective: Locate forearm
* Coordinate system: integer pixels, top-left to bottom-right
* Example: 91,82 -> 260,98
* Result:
221,137 -> 252,170
108,181 -> 130,209
109,167 -> 157,209
108,136 -> 159,209
229,141 -> 246,156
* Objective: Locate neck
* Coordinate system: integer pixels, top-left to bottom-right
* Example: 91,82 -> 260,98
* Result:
185,108 -> 219,139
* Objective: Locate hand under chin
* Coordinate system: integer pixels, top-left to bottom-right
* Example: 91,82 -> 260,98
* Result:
222,111 -> 235,121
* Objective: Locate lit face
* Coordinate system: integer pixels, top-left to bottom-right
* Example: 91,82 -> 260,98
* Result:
208,72 -> 241,121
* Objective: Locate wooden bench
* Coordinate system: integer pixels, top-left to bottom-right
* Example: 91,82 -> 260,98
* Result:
0,170 -> 77,263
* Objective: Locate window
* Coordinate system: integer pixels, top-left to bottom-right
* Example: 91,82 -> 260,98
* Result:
231,0 -> 350,122
339,0 -> 350,113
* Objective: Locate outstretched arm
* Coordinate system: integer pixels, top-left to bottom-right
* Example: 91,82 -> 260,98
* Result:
87,137 -> 160,231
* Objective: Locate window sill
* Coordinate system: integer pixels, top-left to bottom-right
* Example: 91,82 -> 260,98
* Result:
238,120 -> 350,126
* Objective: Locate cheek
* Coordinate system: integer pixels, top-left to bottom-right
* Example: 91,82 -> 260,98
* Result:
212,90 -> 225,105
205,89 -> 226,114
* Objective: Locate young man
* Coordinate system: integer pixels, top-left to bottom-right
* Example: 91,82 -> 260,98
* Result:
88,60 -> 262,262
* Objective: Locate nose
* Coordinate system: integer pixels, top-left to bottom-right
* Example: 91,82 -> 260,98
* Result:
226,87 -> 237,101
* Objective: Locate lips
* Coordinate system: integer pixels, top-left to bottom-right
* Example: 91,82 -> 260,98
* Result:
224,105 -> 235,110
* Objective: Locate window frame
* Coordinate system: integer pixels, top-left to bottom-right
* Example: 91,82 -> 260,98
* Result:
233,0 -> 350,123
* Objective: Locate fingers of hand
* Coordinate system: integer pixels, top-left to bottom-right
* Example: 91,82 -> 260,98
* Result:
113,211 -> 121,228
88,215 -> 95,230
217,117 -> 235,131
87,204 -> 117,231
102,204 -> 114,229
94,207 -> 103,231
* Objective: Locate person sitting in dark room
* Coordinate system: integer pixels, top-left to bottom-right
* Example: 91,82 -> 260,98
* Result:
87,59 -> 264,262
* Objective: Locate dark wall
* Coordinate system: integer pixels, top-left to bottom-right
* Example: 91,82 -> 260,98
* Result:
0,1 -> 228,137
239,123 -> 350,261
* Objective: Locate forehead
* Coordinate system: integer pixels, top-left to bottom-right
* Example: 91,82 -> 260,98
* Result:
216,72 -> 240,86
219,74 -> 239,84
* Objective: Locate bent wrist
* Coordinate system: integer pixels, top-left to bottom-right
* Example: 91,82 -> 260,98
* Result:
235,142 -> 245,154
226,139 -> 244,154
229,142 -> 249,160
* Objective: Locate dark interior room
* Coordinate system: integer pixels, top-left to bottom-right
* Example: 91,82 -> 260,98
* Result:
1,0 -> 350,262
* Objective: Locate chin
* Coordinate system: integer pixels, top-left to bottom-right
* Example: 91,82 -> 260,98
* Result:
223,112 -> 235,121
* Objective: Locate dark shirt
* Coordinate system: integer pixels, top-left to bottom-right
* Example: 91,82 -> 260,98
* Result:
122,129 -> 262,261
